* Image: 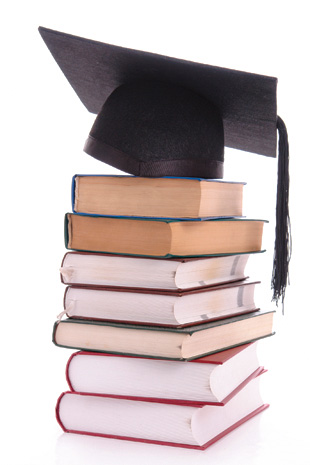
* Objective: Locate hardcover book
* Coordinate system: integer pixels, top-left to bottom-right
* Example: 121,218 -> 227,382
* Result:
56,374 -> 268,450
72,175 -> 245,219
65,213 -> 266,257
66,342 -> 262,405
53,309 -> 274,360
60,251 -> 253,290
62,279 -> 259,327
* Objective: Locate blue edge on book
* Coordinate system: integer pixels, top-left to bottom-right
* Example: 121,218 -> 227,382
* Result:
71,174 -> 249,222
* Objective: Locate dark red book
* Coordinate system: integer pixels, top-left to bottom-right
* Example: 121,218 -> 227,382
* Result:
61,279 -> 259,327
60,251 -> 253,291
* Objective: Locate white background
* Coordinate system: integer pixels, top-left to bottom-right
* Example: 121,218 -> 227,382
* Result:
2,1 -> 309,463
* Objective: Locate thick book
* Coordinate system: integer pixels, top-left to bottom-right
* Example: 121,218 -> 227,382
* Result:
66,342 -> 262,405
60,251 -> 253,290
72,175 -> 245,219
53,309 -> 274,360
56,374 -> 268,450
61,279 -> 259,327
65,213 -> 266,257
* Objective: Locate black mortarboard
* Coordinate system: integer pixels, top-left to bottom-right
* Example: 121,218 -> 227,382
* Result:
38,26 -> 291,308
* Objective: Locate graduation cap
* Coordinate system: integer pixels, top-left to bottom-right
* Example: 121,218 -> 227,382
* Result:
38,26 -> 291,308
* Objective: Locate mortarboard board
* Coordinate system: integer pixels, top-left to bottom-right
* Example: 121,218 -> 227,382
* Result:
38,26 -> 291,308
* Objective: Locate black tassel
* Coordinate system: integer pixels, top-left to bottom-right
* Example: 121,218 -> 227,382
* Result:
271,116 -> 291,312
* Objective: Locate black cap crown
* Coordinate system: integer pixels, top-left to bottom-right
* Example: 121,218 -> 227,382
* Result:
85,80 -> 224,177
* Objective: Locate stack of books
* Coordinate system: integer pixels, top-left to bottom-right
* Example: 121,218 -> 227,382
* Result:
54,175 -> 274,450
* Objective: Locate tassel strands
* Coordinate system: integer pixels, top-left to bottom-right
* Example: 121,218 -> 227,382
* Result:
271,116 -> 292,312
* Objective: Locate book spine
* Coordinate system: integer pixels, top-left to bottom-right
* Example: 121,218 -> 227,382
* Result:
71,175 -> 77,213
64,214 -> 69,249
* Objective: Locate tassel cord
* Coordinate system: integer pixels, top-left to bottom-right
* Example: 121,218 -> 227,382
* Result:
271,116 -> 292,312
